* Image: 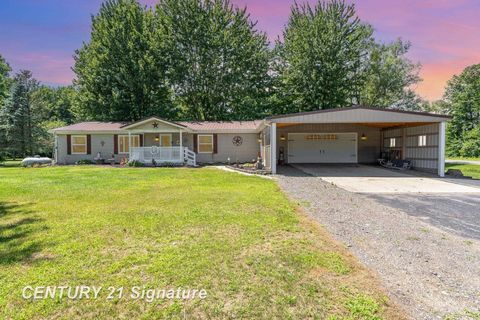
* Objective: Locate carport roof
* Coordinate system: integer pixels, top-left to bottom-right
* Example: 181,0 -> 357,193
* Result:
266,105 -> 451,124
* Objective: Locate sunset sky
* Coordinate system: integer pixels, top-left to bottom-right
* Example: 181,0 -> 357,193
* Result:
1,0 -> 479,101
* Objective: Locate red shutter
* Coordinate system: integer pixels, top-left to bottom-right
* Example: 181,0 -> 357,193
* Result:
67,135 -> 71,155
193,134 -> 198,153
113,135 -> 118,154
139,134 -> 143,147
86,135 -> 91,154
213,134 -> 218,154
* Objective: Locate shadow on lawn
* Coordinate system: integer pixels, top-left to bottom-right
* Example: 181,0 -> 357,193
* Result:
0,201 -> 47,265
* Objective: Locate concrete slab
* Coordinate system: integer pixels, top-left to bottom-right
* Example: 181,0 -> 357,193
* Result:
291,164 -> 480,194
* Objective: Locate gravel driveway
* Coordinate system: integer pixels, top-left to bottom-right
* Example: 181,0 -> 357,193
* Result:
275,166 -> 480,319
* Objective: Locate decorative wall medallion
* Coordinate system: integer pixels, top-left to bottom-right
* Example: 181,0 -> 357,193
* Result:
232,136 -> 243,146
152,121 -> 159,128
100,140 -> 105,147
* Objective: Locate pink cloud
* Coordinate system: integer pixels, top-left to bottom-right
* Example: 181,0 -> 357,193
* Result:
4,0 -> 479,102
10,51 -> 74,86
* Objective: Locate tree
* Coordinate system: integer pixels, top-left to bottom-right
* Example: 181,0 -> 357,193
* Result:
30,86 -> 78,125
459,127 -> 480,157
154,0 -> 271,120
418,99 -> 450,114
2,70 -> 39,157
444,64 -> 480,139
29,86 -> 78,155
274,0 -> 373,113
0,54 -> 11,107
73,0 -> 173,121
0,54 -> 12,158
444,64 -> 480,156
359,39 -> 421,109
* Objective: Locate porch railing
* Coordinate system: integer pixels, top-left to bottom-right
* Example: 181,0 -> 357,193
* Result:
130,147 -> 196,166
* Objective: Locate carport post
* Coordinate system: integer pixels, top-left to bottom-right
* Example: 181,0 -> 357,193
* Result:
438,121 -> 446,177
271,123 -> 277,174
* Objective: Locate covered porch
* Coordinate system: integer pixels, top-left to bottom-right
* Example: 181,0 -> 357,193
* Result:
120,117 -> 196,166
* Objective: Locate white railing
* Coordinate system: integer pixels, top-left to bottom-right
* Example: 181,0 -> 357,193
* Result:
130,147 -> 196,166
183,148 -> 196,166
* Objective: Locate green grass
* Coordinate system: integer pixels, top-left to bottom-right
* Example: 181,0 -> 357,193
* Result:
447,157 -> 480,162
0,166 -> 401,319
446,163 -> 480,179
0,159 -> 22,167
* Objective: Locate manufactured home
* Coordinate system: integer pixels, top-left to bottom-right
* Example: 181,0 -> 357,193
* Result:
50,106 -> 450,176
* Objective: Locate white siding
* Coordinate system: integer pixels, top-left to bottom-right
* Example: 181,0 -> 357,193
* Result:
383,124 -> 440,171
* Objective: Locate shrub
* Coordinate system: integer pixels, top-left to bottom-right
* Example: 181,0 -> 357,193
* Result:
75,159 -> 94,165
127,160 -> 145,167
157,162 -> 183,167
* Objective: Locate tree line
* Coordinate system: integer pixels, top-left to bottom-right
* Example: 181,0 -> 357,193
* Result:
0,0 -> 478,158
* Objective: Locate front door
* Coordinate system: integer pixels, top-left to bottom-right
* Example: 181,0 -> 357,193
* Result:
159,134 -> 172,147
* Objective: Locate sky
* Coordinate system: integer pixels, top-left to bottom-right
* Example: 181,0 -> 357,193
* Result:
0,0 -> 479,101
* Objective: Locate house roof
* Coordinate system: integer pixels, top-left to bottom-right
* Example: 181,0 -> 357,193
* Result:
266,105 -> 451,123
51,122 -> 127,132
50,119 -> 262,133
267,105 -> 451,120
121,116 -> 188,130
178,121 -> 261,131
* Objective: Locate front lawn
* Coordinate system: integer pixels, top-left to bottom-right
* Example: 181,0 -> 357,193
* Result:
0,159 -> 21,167
446,163 -> 480,179
447,157 -> 480,162
0,166 -> 401,319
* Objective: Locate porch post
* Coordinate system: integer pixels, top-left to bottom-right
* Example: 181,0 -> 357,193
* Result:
271,123 -> 277,174
438,121 -> 446,177
179,129 -> 183,162
128,131 -> 131,159
402,127 -> 406,160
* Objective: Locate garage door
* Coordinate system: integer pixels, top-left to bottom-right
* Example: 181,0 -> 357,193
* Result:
287,133 -> 357,163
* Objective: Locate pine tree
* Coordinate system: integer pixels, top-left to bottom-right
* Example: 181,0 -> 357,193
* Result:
2,70 -> 39,157
0,54 -> 12,158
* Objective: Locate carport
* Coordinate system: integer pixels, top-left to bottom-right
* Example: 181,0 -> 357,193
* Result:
260,106 -> 450,176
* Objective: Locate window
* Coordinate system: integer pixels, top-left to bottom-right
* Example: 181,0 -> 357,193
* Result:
159,134 -> 172,147
198,134 -> 213,153
418,135 -> 427,147
389,138 -> 396,148
118,135 -> 140,154
71,135 -> 87,154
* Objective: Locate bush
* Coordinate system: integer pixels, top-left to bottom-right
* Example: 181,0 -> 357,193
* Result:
127,160 -> 145,167
75,159 -> 94,165
157,162 -> 183,167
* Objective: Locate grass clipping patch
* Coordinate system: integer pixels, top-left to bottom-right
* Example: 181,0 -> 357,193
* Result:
0,166 -> 405,319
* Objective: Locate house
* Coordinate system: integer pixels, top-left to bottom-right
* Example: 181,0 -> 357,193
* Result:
50,106 -> 450,176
